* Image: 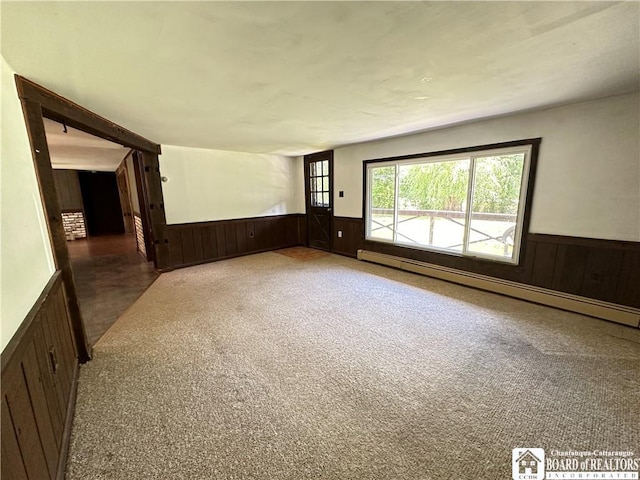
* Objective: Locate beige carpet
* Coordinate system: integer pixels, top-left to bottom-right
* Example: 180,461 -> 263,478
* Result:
66,252 -> 640,479
275,246 -> 331,261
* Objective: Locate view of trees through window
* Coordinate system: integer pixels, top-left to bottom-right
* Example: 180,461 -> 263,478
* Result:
368,149 -> 529,263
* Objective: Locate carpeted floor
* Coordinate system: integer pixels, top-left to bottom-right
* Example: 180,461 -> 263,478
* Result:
66,252 -> 640,479
275,246 -> 331,261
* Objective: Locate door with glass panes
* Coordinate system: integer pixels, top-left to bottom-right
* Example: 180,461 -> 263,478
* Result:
304,151 -> 333,251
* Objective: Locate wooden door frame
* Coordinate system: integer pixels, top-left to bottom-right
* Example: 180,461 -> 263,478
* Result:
115,158 -> 135,235
15,75 -> 167,363
304,150 -> 334,252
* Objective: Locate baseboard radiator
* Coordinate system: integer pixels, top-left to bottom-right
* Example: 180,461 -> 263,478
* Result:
357,250 -> 640,328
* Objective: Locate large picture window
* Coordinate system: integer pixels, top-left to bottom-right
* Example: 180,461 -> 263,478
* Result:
365,140 -> 538,264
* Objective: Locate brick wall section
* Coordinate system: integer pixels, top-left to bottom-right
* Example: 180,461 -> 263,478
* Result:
62,211 -> 87,239
134,214 -> 146,257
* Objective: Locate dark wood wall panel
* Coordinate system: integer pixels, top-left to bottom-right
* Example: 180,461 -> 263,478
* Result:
333,217 -> 365,258
298,216 -> 308,246
201,226 -> 217,260
180,228 -> 196,265
530,242 -> 557,287
164,214 -> 306,270
552,245 -> 589,295
332,217 -> 639,309
215,224 -> 227,258
225,224 -> 238,257
32,329 -> 64,447
1,271 -> 79,480
193,228 -> 205,261
1,399 -> 28,479
246,221 -> 256,252
4,371 -> 51,479
140,151 -> 170,270
236,223 -> 247,253
580,248 -> 624,302
22,342 -> 59,478
617,250 -> 640,307
167,229 -> 183,267
52,170 -> 83,211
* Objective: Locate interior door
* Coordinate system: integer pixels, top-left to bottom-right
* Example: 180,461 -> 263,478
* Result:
304,151 -> 333,251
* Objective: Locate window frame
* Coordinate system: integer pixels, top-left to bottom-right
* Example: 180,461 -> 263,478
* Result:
309,159 -> 331,207
363,138 -> 541,266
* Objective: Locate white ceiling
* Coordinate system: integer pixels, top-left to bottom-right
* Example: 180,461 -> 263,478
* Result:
2,2 -> 639,156
44,118 -> 129,172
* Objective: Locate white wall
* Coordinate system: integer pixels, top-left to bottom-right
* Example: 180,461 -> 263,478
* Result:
292,155 -> 305,212
159,145 -> 304,224
333,92 -> 640,242
1,56 -> 56,351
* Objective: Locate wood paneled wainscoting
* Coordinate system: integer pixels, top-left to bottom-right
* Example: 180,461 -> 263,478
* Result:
332,217 -> 639,312
1,272 -> 78,480
333,216 -> 365,258
164,214 -> 307,270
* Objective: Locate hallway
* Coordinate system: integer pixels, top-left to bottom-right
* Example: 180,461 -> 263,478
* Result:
68,235 -> 158,345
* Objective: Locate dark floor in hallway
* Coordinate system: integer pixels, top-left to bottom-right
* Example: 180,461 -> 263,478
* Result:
68,235 -> 158,345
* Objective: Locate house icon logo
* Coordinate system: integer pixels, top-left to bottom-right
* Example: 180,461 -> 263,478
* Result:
512,448 -> 545,480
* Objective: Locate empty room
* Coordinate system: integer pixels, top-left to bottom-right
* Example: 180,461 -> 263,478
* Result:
1,2 -> 639,480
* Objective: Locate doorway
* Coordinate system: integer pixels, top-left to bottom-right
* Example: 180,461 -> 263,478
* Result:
17,75 -> 167,361
304,150 -> 334,251
79,171 -> 125,236
46,121 -> 159,345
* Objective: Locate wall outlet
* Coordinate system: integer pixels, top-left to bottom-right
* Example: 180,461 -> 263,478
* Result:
339,191 -> 344,198
337,230 -> 343,238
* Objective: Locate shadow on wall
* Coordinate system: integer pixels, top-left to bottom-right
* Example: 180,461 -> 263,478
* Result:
159,145 -> 302,224
260,202 -> 289,217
